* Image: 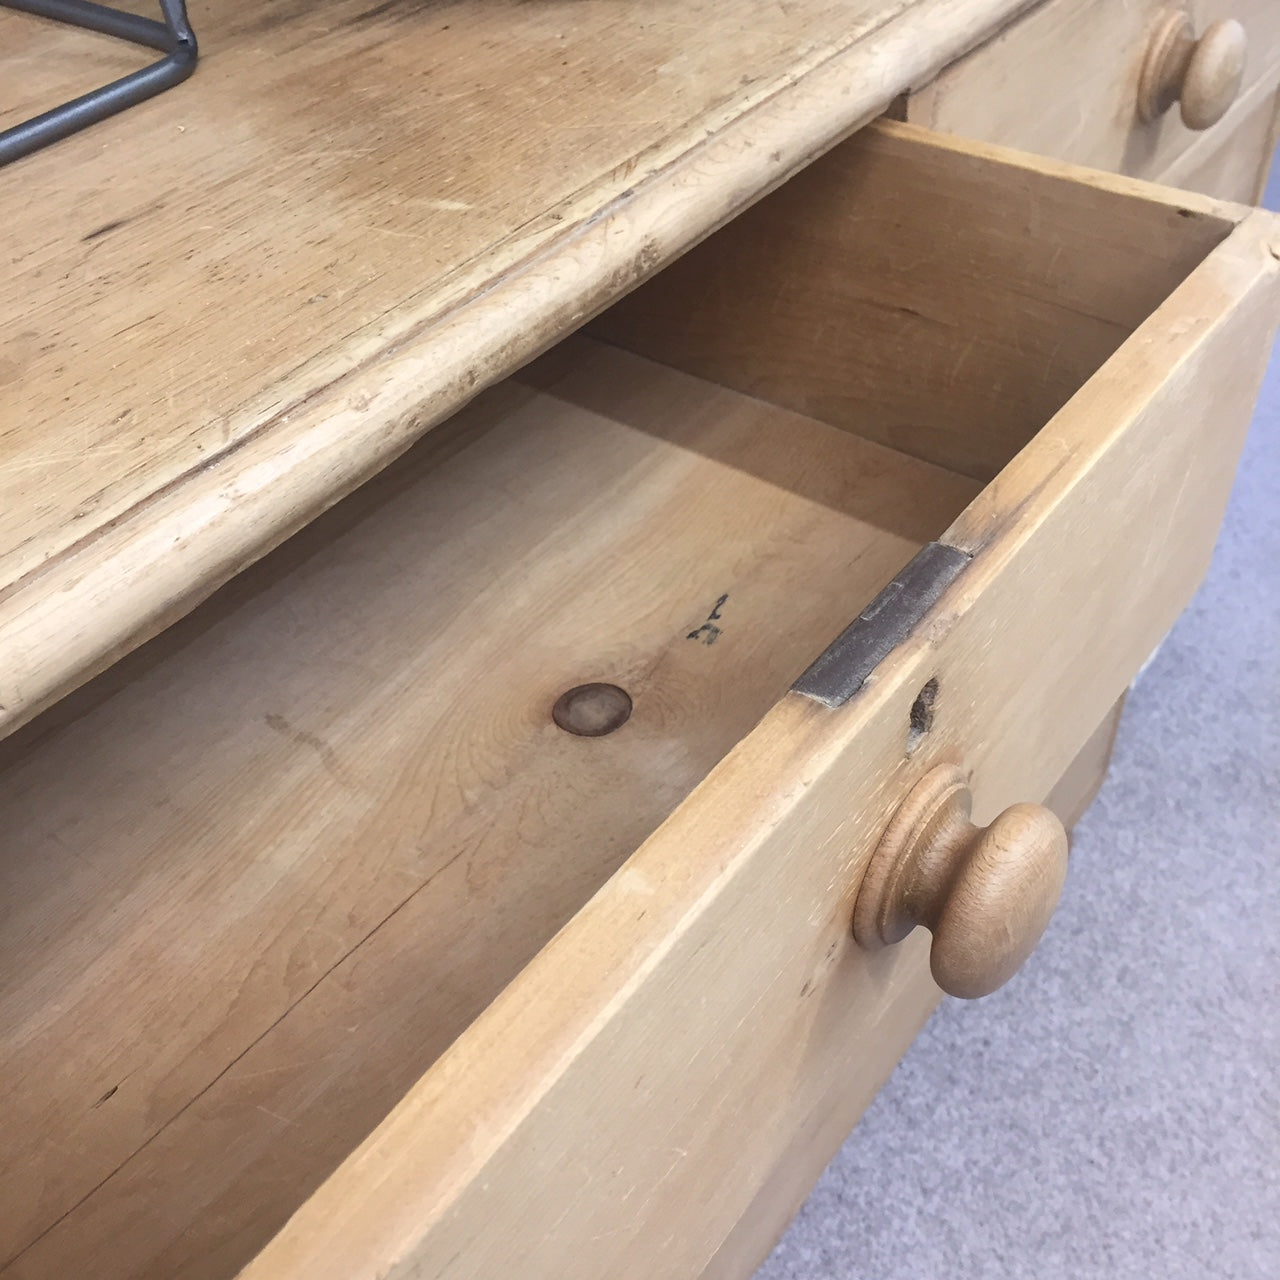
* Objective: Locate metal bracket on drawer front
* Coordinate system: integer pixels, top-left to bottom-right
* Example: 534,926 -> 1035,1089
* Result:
792,542 -> 971,708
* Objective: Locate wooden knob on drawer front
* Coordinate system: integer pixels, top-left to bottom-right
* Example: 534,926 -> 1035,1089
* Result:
853,765 -> 1068,999
1138,12 -> 1247,130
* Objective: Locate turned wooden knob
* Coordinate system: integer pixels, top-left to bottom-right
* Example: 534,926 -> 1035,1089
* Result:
1138,12 -> 1247,130
853,765 -> 1068,999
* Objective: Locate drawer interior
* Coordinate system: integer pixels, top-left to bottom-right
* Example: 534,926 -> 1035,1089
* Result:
590,122 -> 1236,482
0,124 -> 1239,1280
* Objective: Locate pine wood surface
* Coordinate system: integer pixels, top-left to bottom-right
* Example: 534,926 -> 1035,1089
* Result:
907,0 -> 1280,194
238,144 -> 1280,1280
0,0 -> 1038,738
0,336 -> 979,1279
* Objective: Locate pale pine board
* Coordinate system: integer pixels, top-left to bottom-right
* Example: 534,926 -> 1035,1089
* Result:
0,339 -> 979,1279
906,0 -> 1280,188
592,122 -> 1236,480
242,212 -> 1280,1280
0,0 -> 1033,736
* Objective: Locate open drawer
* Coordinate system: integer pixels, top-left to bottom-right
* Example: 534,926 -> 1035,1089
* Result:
2,123 -> 1276,1280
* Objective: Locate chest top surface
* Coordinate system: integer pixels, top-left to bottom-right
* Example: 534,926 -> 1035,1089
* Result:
0,0 -> 1030,734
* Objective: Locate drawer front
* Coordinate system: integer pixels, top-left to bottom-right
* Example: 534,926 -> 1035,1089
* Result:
908,0 -> 1280,199
1158,81 -> 1280,201
241,128 -> 1280,1280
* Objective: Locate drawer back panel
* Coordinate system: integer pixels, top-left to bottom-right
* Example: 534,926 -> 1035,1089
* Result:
590,121 -> 1234,480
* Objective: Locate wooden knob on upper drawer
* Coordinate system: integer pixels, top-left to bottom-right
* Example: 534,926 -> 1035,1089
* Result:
853,764 -> 1068,999
1138,12 -> 1247,130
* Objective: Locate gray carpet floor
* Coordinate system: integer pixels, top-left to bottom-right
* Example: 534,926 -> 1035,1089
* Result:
756,164 -> 1280,1280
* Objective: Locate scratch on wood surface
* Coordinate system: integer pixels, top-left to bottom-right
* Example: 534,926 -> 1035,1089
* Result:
0,445 -> 136,477
948,335 -> 978,383
359,224 -> 433,242
255,1105 -> 299,1128
234,1056 -> 341,1085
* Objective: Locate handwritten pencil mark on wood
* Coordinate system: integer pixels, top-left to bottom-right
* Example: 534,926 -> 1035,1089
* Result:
687,593 -> 729,645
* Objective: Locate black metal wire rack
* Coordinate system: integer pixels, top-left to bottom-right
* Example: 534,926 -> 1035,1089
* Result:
0,0 -> 198,167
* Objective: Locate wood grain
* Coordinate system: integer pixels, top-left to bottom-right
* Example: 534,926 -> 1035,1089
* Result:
0,339 -> 979,1279
0,0 -> 1041,738
238,197 -> 1280,1280
591,121 -> 1237,480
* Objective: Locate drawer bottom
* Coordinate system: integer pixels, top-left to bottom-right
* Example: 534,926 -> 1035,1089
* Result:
0,339 -> 979,1279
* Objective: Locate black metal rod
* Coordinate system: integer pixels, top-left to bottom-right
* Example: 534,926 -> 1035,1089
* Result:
0,0 -> 198,168
157,0 -> 195,49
